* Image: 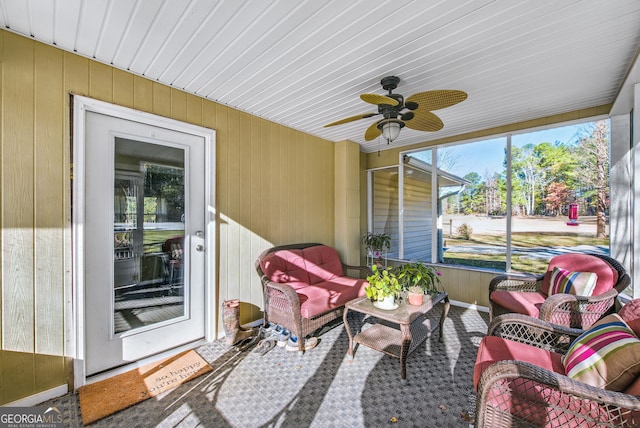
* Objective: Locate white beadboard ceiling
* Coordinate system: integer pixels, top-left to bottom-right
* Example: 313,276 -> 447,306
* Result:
2,0 -> 640,153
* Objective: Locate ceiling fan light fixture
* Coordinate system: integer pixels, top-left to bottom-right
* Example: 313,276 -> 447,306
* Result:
323,76 -> 467,147
379,119 -> 403,143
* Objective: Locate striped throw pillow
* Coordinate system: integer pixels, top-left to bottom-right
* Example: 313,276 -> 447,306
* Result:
562,314 -> 640,390
549,267 -> 597,296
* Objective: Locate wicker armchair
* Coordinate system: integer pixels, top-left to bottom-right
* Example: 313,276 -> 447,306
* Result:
475,314 -> 640,427
255,243 -> 370,353
489,253 -> 630,329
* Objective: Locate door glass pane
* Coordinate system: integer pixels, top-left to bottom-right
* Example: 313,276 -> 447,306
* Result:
114,138 -> 186,334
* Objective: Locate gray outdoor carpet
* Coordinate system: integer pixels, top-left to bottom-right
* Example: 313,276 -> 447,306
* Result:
42,304 -> 489,427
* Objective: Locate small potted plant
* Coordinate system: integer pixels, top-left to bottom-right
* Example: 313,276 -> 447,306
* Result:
361,232 -> 391,266
396,261 -> 442,306
406,285 -> 426,306
365,265 -> 401,310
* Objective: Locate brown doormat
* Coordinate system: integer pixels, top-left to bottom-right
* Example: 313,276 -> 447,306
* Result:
78,349 -> 212,425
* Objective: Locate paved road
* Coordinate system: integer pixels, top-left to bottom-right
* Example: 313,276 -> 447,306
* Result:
442,214 -> 608,261
443,214 -> 603,235
444,243 -> 609,260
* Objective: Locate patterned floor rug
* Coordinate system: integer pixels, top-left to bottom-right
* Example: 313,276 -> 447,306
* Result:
42,304 -> 489,427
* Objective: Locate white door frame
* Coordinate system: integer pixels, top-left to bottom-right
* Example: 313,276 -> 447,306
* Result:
71,95 -> 216,388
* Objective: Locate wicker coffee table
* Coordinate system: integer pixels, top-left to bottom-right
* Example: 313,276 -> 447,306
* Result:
343,292 -> 450,381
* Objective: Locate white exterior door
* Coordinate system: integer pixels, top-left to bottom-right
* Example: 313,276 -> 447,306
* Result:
75,98 -> 214,377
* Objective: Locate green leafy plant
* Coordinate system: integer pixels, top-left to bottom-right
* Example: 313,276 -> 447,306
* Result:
365,265 -> 401,301
396,261 -> 442,295
407,285 -> 424,294
361,232 -> 391,252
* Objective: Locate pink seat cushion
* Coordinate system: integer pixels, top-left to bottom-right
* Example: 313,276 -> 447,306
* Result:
297,278 -> 367,318
302,245 -> 345,284
476,335 -> 637,427
260,249 -> 311,290
490,290 -> 547,317
619,299 -> 640,337
541,254 -> 618,296
474,335 -> 564,390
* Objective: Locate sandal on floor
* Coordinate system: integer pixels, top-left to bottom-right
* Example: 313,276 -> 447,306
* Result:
255,337 -> 277,356
236,335 -> 259,352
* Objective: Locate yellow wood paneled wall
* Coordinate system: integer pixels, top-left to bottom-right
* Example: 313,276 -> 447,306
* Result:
437,265 -> 493,308
0,30 -> 335,404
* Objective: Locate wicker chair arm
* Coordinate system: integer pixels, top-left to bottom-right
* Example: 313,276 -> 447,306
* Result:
476,360 -> 640,427
261,278 -> 301,311
341,263 -> 372,279
539,288 -> 618,328
487,313 -> 583,354
489,273 -> 543,293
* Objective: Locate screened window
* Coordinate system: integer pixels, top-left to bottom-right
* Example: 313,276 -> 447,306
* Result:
367,119 -> 611,276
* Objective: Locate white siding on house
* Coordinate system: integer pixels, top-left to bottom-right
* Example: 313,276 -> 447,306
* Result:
372,169 -> 399,258
372,167 -> 433,261
403,170 -> 433,261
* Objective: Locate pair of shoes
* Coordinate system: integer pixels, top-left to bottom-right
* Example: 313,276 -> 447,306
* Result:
285,336 -> 319,352
255,337 -> 277,356
277,329 -> 290,347
260,322 -> 277,338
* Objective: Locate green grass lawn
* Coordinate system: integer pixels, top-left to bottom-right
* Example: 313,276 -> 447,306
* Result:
143,230 -> 183,253
443,233 -> 609,274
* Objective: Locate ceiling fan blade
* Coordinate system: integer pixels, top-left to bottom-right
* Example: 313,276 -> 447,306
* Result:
324,112 -> 378,127
364,121 -> 382,141
406,90 -> 467,111
360,93 -> 399,106
405,110 -> 444,132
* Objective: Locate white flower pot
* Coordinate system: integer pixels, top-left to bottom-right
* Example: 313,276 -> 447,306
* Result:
376,294 -> 396,310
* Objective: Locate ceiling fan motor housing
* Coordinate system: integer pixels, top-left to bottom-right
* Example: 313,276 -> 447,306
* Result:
379,77 -> 408,120
381,75 -> 400,91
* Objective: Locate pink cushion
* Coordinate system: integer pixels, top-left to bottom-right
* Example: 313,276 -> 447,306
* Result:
298,278 -> 367,319
619,299 -> 640,337
490,290 -> 547,317
302,245 -> 344,284
477,333 -> 639,426
541,254 -> 618,296
474,335 -> 564,390
260,250 -> 310,289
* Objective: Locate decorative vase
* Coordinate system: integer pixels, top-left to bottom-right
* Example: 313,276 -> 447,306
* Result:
407,292 -> 424,306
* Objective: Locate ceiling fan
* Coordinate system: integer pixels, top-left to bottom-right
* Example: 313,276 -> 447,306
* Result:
324,76 -> 467,144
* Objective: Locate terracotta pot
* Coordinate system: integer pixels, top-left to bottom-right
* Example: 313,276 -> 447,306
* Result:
407,292 -> 424,306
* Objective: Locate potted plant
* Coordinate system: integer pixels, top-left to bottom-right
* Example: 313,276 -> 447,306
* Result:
361,232 -> 391,266
396,261 -> 442,306
406,285 -> 426,306
365,265 -> 401,310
